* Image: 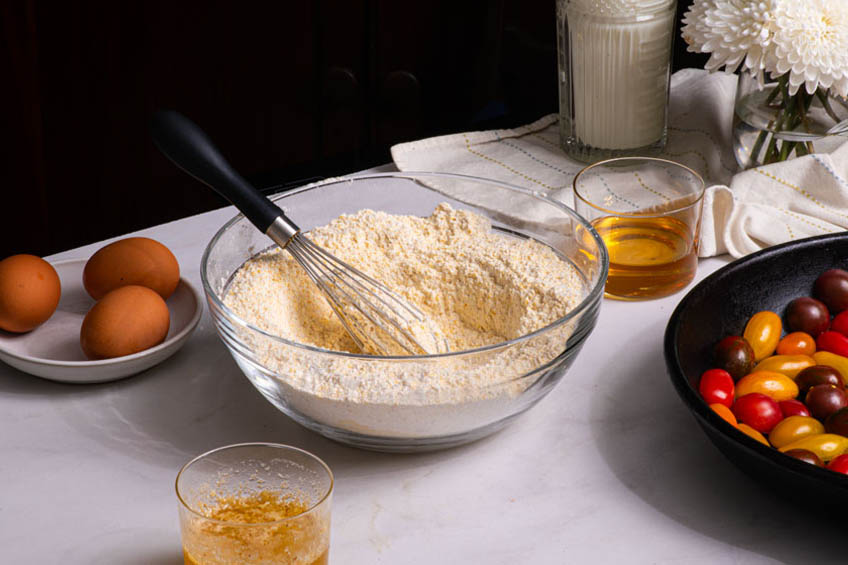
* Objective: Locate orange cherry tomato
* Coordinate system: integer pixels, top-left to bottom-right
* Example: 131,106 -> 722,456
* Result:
738,423 -> 770,446
778,433 -> 848,462
776,331 -> 816,356
751,355 -> 815,379
743,311 -> 782,361
710,403 -> 737,427
768,416 -> 824,449
735,371 -> 799,402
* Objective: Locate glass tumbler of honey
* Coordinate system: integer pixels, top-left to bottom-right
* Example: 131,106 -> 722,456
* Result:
573,157 -> 705,300
176,443 -> 333,565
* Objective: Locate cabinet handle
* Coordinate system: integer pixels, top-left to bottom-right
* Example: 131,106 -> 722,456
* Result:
380,71 -> 420,116
324,66 -> 359,107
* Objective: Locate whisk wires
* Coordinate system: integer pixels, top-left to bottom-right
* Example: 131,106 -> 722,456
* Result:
285,234 -> 448,356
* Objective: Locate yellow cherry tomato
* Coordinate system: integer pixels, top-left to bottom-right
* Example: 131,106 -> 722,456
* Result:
738,423 -> 770,446
710,403 -> 737,427
735,371 -> 799,402
752,355 -> 815,379
778,433 -> 848,462
812,351 -> 848,386
776,332 -> 816,356
768,416 -> 824,449
744,311 -> 782,361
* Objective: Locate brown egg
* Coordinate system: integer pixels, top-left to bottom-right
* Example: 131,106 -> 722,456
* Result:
80,285 -> 170,359
83,237 -> 180,300
0,254 -> 62,333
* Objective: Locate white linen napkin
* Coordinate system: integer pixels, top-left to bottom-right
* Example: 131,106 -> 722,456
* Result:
391,69 -> 848,258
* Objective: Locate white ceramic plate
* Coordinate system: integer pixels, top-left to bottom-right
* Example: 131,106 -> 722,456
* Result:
0,258 -> 203,383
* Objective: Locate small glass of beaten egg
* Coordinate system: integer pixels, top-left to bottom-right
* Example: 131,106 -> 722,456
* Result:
176,443 -> 333,565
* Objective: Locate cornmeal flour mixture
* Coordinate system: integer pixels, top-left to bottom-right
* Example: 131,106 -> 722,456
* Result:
224,203 -> 587,437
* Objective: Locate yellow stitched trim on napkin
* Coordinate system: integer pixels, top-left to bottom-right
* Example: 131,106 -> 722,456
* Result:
755,168 -> 848,222
780,207 -> 840,233
633,172 -> 672,202
462,134 -> 557,191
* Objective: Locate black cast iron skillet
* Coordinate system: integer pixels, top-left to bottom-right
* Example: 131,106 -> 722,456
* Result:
665,232 -> 848,511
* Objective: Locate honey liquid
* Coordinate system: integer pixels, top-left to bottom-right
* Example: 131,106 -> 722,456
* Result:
183,548 -> 328,565
181,491 -> 329,565
592,215 -> 697,299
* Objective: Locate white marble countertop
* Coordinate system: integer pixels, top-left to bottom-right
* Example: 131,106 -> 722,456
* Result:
2,176 -> 846,564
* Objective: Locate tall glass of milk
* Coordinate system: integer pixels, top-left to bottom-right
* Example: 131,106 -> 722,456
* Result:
557,0 -> 676,162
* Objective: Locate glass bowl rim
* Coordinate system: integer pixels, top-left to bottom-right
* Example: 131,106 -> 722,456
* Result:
572,157 -> 706,217
200,171 -> 609,361
175,442 -> 334,526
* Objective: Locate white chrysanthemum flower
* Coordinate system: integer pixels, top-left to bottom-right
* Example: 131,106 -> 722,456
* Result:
768,0 -> 848,97
682,0 -> 777,85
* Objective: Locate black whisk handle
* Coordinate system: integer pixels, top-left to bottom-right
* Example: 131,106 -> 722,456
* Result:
150,110 -> 283,233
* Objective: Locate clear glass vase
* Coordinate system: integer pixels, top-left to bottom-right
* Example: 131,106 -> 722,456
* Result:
556,0 -> 676,163
733,72 -> 848,170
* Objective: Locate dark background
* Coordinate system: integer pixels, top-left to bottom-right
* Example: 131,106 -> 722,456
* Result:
2,1 -> 707,259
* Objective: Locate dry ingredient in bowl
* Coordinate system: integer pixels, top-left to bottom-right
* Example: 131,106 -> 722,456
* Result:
224,203 -> 587,437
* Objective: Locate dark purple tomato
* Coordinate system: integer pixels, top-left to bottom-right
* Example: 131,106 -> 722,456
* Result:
732,393 -> 782,433
785,297 -> 830,337
827,454 -> 848,474
814,269 -> 848,314
826,407 -> 848,436
784,448 -> 824,467
795,365 -> 844,395
805,384 -> 848,422
713,336 -> 755,381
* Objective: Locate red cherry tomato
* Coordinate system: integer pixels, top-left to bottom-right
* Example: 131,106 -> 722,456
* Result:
816,331 -> 848,357
732,393 -> 783,433
831,311 -> 848,337
779,399 -> 811,418
698,369 -> 735,407
827,453 -> 848,474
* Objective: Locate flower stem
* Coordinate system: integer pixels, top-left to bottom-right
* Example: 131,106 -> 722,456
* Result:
817,89 -> 842,124
749,128 -> 770,164
763,77 -> 791,164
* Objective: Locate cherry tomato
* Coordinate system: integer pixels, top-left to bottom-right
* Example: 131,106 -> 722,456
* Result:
776,331 -> 816,356
737,423 -> 770,446
784,448 -> 824,467
812,352 -> 848,386
735,371 -> 799,402
805,384 -> 848,421
698,369 -> 734,407
827,453 -> 848,474
825,407 -> 848,436
713,336 -> 755,381
785,297 -> 830,337
778,433 -> 848,462
831,310 -> 848,337
732,393 -> 783,433
816,331 -> 848,358
743,311 -> 782,361
795,365 -> 843,395
710,403 -> 737,427
814,269 -> 848,313
768,416 -> 824,449
779,399 -> 811,418
752,354 -> 815,379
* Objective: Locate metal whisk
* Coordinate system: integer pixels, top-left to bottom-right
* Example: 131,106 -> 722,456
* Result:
151,110 -> 448,356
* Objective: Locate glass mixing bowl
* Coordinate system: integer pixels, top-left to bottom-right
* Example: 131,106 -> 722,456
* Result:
201,172 -> 608,452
